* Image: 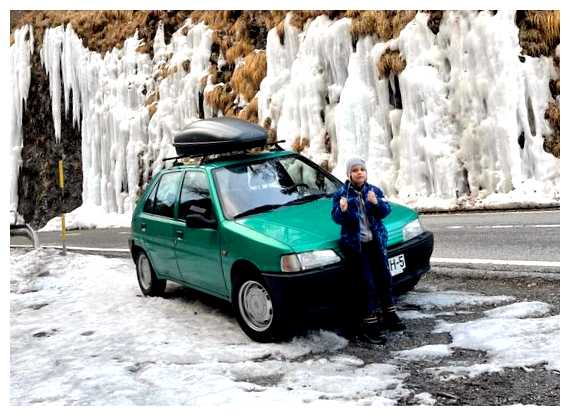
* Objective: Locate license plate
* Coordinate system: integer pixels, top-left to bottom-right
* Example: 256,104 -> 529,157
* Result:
389,254 -> 406,276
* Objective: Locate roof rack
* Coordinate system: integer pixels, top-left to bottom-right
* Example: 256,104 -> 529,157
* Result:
162,140 -> 286,166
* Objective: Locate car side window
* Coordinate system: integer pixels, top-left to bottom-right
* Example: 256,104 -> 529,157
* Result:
152,172 -> 182,218
179,171 -> 213,220
143,181 -> 159,214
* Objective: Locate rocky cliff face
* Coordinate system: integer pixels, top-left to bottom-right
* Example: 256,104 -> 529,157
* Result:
18,51 -> 83,228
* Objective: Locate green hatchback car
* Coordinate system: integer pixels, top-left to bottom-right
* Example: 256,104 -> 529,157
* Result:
130,118 -> 433,342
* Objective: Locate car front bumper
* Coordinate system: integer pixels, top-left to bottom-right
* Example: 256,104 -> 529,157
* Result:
260,231 -> 434,316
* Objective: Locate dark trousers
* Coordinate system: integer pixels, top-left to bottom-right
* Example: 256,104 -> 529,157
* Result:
344,240 -> 395,319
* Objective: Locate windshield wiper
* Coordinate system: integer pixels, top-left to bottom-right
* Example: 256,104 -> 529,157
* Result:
284,193 -> 329,206
233,204 -> 283,219
233,194 -> 329,218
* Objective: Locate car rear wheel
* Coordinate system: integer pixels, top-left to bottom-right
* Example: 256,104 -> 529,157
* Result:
136,250 -> 166,296
232,276 -> 289,343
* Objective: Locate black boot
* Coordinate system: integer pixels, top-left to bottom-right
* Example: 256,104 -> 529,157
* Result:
361,315 -> 386,344
382,308 -> 406,332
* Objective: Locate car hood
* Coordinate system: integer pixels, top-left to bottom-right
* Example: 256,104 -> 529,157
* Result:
235,197 -> 416,252
235,198 -> 339,252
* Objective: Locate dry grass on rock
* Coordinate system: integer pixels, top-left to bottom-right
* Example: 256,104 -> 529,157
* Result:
377,49 -> 406,79
205,84 -> 236,116
350,10 -> 416,41
516,10 -> 560,158
10,10 -> 191,56
238,97 -> 259,124
230,50 -> 267,102
544,101 -> 560,158
517,10 -> 559,57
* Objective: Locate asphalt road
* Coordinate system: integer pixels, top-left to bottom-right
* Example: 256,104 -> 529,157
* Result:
11,209 -> 560,267
420,209 -> 560,262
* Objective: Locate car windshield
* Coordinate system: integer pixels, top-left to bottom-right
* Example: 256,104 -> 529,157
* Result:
213,155 -> 341,219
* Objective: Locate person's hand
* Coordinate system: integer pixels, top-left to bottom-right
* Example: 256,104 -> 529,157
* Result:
340,197 -> 348,212
367,191 -> 377,205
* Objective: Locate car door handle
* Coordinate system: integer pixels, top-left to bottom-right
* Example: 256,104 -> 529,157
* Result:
176,230 -> 184,240
140,223 -> 147,232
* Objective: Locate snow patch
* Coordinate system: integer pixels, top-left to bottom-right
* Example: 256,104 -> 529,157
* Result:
401,289 -> 515,310
483,301 -> 551,319
413,392 -> 437,405
40,202 -> 132,231
397,310 -> 434,320
394,344 -> 452,361
432,307 -> 559,378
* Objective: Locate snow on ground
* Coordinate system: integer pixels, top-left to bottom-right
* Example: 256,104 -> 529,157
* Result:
394,344 -> 452,362
430,305 -> 559,379
10,249 -> 559,405
10,249 -> 405,406
400,289 -> 515,309
40,203 -> 132,231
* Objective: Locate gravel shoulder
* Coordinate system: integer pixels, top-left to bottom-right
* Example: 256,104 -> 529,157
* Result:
342,271 -> 560,405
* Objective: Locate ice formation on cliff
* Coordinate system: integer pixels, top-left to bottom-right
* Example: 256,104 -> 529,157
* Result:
37,20 -> 212,229
10,24 -> 34,214
10,11 -> 560,229
260,10 -> 559,210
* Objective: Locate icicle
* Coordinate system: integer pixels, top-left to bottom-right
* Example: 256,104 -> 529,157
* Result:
40,25 -> 64,142
262,14 -> 353,168
334,36 -> 397,195
10,24 -> 34,213
147,20 -> 213,177
258,14 -> 301,130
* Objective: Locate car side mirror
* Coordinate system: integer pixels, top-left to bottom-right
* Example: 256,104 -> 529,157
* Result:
186,213 -> 217,229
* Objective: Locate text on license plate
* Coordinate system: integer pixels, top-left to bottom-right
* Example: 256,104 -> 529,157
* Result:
389,254 -> 406,276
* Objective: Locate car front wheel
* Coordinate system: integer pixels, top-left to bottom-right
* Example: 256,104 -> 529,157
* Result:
135,250 -> 166,297
233,276 -> 289,343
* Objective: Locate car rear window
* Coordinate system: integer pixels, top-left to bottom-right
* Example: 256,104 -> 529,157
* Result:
145,172 -> 182,218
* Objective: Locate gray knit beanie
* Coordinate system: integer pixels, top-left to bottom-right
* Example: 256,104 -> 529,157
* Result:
346,157 -> 366,177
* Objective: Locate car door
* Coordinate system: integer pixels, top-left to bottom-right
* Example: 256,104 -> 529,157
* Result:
139,171 -> 183,279
173,170 -> 227,296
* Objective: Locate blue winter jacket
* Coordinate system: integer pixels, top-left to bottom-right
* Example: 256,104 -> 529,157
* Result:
331,180 -> 392,254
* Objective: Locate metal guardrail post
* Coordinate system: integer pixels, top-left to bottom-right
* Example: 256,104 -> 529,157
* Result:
10,224 -> 40,249
26,224 -> 40,249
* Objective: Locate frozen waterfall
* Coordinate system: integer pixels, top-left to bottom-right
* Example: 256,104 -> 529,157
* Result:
10,11 -> 559,230
261,11 -> 559,210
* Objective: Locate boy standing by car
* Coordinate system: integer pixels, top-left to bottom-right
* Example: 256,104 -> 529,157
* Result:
331,157 -> 405,343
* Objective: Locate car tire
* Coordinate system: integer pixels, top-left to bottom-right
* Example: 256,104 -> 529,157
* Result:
232,275 -> 290,343
135,250 -> 167,297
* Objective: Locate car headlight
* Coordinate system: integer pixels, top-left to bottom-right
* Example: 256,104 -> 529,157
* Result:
280,250 -> 341,272
402,218 -> 423,241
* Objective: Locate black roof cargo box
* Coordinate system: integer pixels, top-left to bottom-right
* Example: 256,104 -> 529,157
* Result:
173,117 -> 268,157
